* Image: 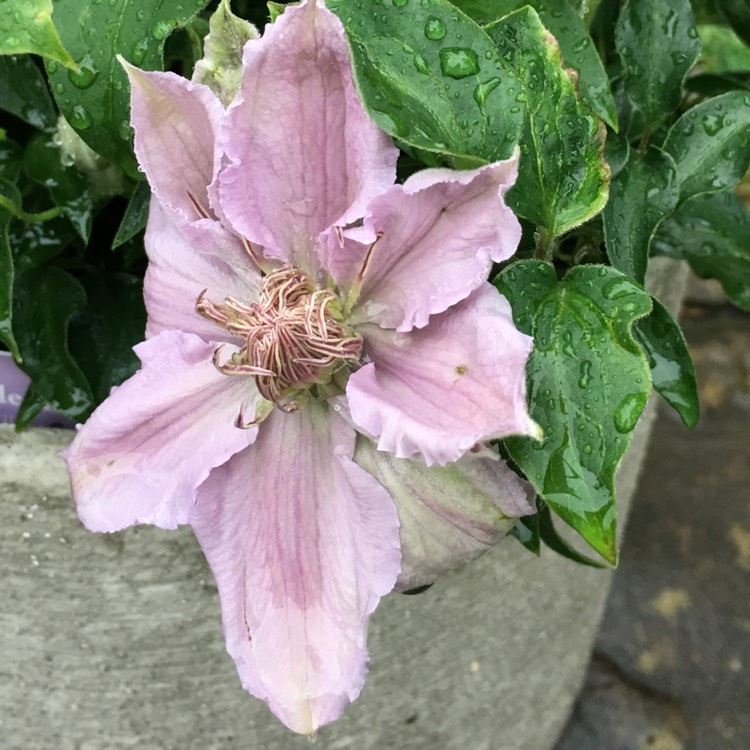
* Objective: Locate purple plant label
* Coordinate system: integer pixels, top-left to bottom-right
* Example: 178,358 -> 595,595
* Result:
0,353 -> 74,428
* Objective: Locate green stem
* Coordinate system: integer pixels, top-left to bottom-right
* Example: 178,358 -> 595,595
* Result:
534,227 -> 557,262
0,194 -> 61,223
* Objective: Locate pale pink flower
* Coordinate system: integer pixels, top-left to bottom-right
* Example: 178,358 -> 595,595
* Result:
63,0 -> 538,734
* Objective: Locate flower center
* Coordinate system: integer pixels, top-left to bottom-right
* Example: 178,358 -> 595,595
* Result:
196,266 -> 362,413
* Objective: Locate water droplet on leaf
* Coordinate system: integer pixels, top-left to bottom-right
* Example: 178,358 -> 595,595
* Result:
68,53 -> 99,89
614,392 -> 647,433
132,38 -> 149,65
153,19 -> 177,41
424,17 -> 446,41
69,105 -> 93,130
439,47 -> 480,79
413,53 -> 430,75
702,114 -> 722,136
472,77 -> 501,114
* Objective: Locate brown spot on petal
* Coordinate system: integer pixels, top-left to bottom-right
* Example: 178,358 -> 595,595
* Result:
455,364 -> 468,376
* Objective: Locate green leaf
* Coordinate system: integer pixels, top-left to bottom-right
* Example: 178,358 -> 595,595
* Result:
112,180 -> 151,249
46,0 -> 210,178
194,0 -> 258,106
68,273 -> 146,405
327,0 -> 524,165
23,133 -> 92,242
634,297 -> 699,428
10,214 -> 76,272
486,7 -> 610,239
663,91 -> 750,203
495,261 -> 653,564
13,266 -> 94,420
0,177 -> 21,360
615,0 -> 700,132
511,512 -> 541,555
537,503 -> 607,568
603,147 -> 680,283
716,0 -> 750,46
15,384 -> 47,431
698,23 -> 750,73
0,55 -> 57,130
450,0 -> 617,129
653,191 -> 750,311
0,0 -> 76,68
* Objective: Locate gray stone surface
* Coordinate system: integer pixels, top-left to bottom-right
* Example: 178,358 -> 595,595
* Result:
0,260 -> 687,750
555,305 -> 750,750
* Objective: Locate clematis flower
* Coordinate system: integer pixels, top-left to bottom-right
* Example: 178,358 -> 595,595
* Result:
63,0 -> 539,735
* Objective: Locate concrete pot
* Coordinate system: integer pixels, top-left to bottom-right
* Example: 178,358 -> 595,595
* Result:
0,260 -> 688,750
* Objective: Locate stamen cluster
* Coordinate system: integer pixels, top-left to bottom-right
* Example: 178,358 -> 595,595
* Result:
197,266 -> 362,410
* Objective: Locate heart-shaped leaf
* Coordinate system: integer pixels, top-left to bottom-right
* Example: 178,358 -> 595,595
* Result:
486,7 -> 610,240
495,261 -> 653,564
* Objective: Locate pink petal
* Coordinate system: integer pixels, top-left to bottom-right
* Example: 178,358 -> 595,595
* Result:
190,402 -> 401,734
218,0 -> 398,273
354,438 -> 534,591
125,60 -> 224,223
63,330 -> 258,532
324,156 -> 521,332
347,283 -> 539,466
143,199 -> 261,341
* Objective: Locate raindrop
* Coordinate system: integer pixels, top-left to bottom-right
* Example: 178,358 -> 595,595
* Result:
152,19 -> 177,41
6,37 -> 20,48
69,105 -> 93,130
424,17 -> 446,41
602,277 -> 633,300
613,392 -> 647,434
45,61 -> 58,74
572,37 -> 590,53
54,82 -> 64,94
473,77 -> 501,114
392,0 -> 409,5
413,53 -> 430,75
132,38 -> 149,65
420,0 -> 431,7
561,330 -> 574,357
670,51 -> 688,66
702,114 -> 722,136
119,121 -> 134,140
68,53 -> 99,89
578,360 -> 592,389
439,47 -> 480,79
